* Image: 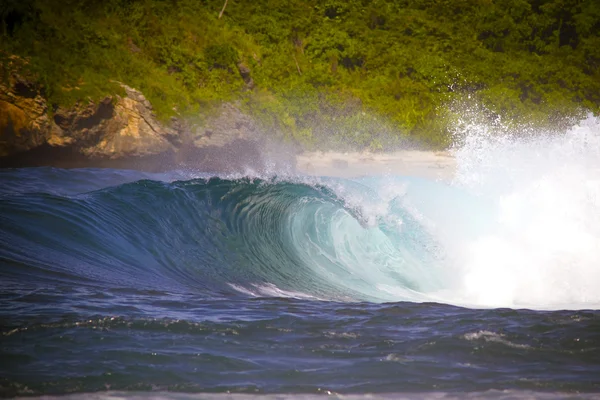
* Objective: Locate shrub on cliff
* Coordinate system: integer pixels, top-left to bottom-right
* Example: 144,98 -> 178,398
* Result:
1,0 -> 599,149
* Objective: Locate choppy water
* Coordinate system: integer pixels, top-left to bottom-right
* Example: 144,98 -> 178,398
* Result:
2,116 -> 600,398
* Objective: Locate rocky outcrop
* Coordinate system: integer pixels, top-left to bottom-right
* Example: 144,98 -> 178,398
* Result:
237,62 -> 254,89
0,70 -> 178,161
0,70 -> 52,156
50,85 -> 179,159
191,102 -> 260,148
0,59 -> 295,173
174,102 -> 296,173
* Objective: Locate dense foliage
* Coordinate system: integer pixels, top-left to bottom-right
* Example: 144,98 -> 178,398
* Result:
1,0 -> 599,149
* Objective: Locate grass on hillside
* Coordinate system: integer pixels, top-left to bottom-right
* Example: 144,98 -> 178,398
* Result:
1,0 -> 599,149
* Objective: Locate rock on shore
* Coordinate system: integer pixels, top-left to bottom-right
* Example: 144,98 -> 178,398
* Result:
1,58 -> 453,178
0,60 -> 292,173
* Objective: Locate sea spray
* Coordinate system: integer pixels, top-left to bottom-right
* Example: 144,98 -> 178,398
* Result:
446,113 -> 600,309
305,113 -> 600,309
2,115 -> 600,311
3,117 -> 600,397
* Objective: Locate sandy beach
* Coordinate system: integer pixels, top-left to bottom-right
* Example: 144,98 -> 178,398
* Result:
296,150 -> 456,180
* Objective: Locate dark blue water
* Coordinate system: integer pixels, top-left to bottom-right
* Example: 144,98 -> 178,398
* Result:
2,167 -> 600,399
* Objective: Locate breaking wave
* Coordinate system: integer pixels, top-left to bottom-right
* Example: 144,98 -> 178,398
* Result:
2,115 -> 600,310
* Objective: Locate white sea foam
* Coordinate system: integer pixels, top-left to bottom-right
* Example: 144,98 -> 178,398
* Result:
228,283 -> 322,300
462,330 -> 531,349
204,113 -> 600,311
318,113 -> 600,310
444,113 -> 600,310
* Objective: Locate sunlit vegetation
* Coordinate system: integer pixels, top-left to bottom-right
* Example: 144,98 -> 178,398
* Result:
1,0 -> 599,149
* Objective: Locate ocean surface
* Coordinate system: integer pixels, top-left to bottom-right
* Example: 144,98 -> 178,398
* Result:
2,116 -> 600,399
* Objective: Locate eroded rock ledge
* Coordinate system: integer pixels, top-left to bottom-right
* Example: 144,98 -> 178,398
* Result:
0,68 -> 294,173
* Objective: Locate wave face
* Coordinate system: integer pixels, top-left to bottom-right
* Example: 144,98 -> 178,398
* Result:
3,115 -> 600,397
0,171 -> 446,304
2,115 -> 600,311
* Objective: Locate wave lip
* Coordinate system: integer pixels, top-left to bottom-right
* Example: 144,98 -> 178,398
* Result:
3,114 -> 600,311
0,175 -> 443,304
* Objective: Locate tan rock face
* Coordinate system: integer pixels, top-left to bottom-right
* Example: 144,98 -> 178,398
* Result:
0,72 -> 178,159
0,57 -> 283,172
0,100 -> 30,156
51,85 -> 177,159
0,74 -> 51,156
108,85 -> 178,157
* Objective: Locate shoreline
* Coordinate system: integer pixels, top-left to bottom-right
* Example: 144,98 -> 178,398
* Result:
0,146 -> 457,182
296,150 -> 456,180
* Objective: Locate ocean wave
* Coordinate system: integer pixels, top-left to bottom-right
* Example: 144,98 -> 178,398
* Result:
0,175 -> 443,304
2,116 -> 600,310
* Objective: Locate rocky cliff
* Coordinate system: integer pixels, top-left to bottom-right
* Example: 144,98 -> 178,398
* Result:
0,58 -> 295,173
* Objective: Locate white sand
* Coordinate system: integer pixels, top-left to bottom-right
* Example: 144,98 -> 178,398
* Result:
296,150 -> 456,180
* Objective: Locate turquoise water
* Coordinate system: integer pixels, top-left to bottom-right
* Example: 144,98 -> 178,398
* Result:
2,165 -> 600,398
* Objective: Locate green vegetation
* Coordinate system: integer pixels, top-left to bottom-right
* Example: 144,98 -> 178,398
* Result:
1,0 -> 599,149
